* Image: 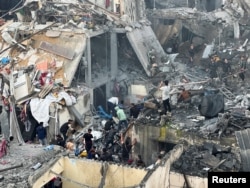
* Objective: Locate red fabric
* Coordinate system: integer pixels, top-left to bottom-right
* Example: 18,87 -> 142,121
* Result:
39,72 -> 48,86
0,139 -> 7,159
105,0 -> 110,8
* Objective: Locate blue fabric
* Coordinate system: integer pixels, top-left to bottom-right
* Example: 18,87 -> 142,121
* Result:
1,57 -> 10,64
36,125 -> 47,139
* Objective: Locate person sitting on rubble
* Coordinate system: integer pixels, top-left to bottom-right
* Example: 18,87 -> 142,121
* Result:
87,146 -> 99,160
99,148 -> 113,162
66,138 -> 75,152
177,87 -> 191,103
55,134 -> 65,147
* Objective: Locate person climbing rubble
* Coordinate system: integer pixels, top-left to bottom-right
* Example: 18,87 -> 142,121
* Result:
121,134 -> 137,163
105,126 -> 116,149
107,96 -> 119,116
115,106 -> 128,130
60,119 -> 74,144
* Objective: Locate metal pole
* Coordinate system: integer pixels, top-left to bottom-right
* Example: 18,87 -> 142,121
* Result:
0,163 -> 23,173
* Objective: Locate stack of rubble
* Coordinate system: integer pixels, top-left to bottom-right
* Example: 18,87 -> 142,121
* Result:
171,142 -> 241,177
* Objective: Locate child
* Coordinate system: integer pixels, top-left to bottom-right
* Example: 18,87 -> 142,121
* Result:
36,124 -> 47,146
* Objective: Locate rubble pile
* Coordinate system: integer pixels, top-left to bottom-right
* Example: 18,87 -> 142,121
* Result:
199,110 -> 250,139
171,142 -> 241,177
0,143 -> 61,188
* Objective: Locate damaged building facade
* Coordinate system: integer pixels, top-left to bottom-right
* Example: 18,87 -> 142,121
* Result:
1,0 -> 250,187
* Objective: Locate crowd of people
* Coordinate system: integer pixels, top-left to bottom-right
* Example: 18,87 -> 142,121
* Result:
51,96 -> 145,165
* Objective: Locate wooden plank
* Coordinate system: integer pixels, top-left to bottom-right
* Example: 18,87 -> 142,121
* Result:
39,41 -> 74,60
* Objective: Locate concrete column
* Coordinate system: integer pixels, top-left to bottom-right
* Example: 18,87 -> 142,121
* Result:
110,32 -> 118,79
85,37 -> 92,87
234,21 -> 240,39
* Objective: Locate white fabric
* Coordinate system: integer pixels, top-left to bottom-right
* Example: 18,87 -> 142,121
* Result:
30,91 -> 77,126
2,83 -> 10,98
108,97 -> 119,105
160,85 -> 170,100
57,91 -> 75,106
30,96 -> 57,127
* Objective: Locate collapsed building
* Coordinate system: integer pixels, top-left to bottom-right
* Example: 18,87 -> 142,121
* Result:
1,0 -> 250,187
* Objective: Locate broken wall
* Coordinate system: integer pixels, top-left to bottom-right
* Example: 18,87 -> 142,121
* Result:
169,172 -> 208,188
143,145 -> 183,188
132,124 -> 161,165
31,156 -> 148,188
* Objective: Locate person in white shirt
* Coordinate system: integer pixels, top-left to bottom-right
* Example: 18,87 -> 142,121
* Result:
159,80 -> 172,115
107,97 -> 119,116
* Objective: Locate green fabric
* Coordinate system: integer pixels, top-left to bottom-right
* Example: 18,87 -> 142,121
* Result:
116,108 -> 127,121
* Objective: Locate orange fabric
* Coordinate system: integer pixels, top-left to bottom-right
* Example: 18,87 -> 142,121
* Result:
36,61 -> 48,71
180,91 -> 190,100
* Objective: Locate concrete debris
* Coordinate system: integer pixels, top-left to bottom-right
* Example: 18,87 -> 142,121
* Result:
1,0 -> 250,187
171,142 -> 241,177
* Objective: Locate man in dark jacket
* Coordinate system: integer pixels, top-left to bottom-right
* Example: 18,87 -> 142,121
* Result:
60,119 -> 73,142
83,128 -> 93,153
105,126 -> 116,148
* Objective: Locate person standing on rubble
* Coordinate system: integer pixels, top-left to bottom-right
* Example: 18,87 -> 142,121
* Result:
221,58 -> 232,84
208,56 -> 218,79
239,55 -> 247,82
159,80 -> 172,116
83,128 -> 93,154
188,43 -> 195,66
36,123 -> 47,146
